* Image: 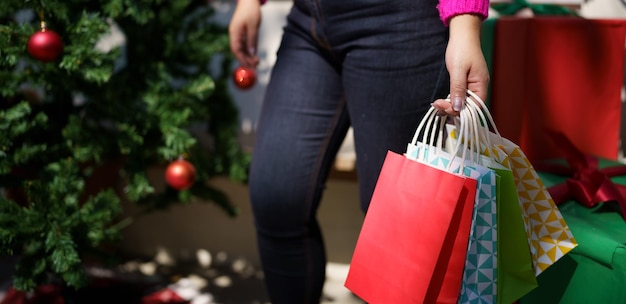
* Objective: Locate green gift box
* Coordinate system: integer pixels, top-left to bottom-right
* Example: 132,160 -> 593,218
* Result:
520,159 -> 626,303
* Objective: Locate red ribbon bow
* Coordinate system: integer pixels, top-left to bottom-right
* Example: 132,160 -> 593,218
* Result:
535,132 -> 626,221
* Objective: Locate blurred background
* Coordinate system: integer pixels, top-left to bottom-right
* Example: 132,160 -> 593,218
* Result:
2,0 -> 626,303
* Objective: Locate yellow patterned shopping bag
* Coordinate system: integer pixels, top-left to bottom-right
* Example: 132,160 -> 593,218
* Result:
461,90 -> 577,275
489,142 -> 577,275
447,90 -> 578,275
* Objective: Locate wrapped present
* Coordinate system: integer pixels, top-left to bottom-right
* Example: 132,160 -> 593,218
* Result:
535,132 -> 626,221
520,134 -> 626,303
487,15 -> 626,161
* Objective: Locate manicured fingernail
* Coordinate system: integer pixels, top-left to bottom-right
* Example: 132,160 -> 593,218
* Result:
248,47 -> 256,55
453,97 -> 463,111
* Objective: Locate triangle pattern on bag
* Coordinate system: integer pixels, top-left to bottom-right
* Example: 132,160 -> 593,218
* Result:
459,164 -> 497,304
496,144 -> 578,275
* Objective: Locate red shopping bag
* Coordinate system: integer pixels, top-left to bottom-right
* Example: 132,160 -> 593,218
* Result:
490,17 -> 626,162
345,151 -> 477,303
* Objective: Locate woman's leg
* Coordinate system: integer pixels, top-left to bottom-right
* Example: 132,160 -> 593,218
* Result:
319,0 -> 450,211
247,5 -> 348,304
250,0 -> 450,302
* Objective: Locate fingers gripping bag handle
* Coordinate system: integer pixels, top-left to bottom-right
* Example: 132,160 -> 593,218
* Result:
442,91 -> 509,169
463,91 -> 514,162
440,91 -> 501,167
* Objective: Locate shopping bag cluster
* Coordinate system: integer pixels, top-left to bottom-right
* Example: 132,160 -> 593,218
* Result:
345,90 -> 577,303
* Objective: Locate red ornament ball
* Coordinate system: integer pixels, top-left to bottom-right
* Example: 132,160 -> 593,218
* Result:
233,66 -> 256,90
165,159 -> 197,190
27,29 -> 64,62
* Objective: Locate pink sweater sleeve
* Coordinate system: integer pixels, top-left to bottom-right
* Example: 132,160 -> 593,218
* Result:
437,0 -> 490,26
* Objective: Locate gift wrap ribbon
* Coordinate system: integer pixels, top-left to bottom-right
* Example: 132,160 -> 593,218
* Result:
535,132 -> 626,221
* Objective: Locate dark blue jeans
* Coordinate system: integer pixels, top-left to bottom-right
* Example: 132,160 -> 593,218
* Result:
248,0 -> 449,303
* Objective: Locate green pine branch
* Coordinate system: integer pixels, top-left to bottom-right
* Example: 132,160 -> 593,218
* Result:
0,0 -> 250,291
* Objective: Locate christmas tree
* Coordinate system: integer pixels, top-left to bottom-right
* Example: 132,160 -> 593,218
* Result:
0,0 -> 250,291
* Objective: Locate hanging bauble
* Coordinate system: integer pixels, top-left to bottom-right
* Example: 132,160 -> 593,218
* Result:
232,66 -> 256,90
165,158 -> 197,190
27,21 -> 63,62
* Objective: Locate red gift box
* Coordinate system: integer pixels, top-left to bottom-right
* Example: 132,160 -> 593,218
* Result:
490,17 -> 626,162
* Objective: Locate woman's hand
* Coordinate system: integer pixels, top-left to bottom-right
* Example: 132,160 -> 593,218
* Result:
228,0 -> 262,68
432,14 -> 490,115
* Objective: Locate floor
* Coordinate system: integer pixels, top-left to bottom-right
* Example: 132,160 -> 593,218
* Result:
0,257 -> 363,304
0,175 -> 366,304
